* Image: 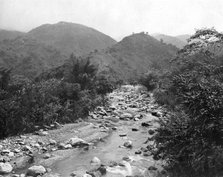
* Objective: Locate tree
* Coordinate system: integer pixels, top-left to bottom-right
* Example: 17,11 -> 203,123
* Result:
154,28 -> 223,177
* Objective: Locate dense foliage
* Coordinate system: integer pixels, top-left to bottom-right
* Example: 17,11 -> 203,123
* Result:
0,55 -> 115,138
152,29 -> 223,177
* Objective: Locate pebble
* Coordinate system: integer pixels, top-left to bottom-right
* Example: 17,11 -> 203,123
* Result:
119,133 -> 127,137
90,157 -> 101,166
43,153 -> 51,159
38,131 -> 49,136
123,140 -> 133,148
148,129 -> 155,135
49,139 -> 57,145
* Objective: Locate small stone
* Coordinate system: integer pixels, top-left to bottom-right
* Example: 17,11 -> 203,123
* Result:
143,152 -> 152,157
119,133 -> 127,137
2,149 -> 10,154
134,114 -> 143,119
151,111 -> 161,117
123,140 -> 133,148
108,161 -> 118,167
65,144 -> 72,149
141,122 -> 151,127
58,143 -> 66,149
8,152 -> 14,157
33,143 -> 40,148
120,113 -> 133,120
140,147 -> 148,152
27,165 -> 46,176
49,139 -> 57,145
148,166 -> 157,171
14,149 -> 20,153
0,145 -> 3,150
51,148 -> 57,151
43,153 -> 51,159
0,156 -> 10,162
41,147 -> 48,152
46,168 -> 52,173
135,150 -> 142,154
112,127 -> 117,130
38,131 -> 48,136
90,157 -> 101,166
38,140 -> 45,145
23,145 -> 32,151
132,128 -> 138,131
0,162 -> 13,174
148,129 -> 155,135
122,156 -> 131,161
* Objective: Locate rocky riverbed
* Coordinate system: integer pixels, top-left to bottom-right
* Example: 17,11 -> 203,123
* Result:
0,85 -> 167,177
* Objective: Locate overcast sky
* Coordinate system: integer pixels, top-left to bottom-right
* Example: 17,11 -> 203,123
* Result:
0,0 -> 223,40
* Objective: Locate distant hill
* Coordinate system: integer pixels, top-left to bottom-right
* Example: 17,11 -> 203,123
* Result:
27,21 -> 117,56
0,36 -> 66,78
0,29 -> 24,41
40,32 -> 178,81
0,22 -> 117,78
175,34 -> 191,43
152,34 -> 186,49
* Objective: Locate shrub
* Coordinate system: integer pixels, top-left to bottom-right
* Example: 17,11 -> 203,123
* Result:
0,57 -> 115,138
139,71 -> 159,91
153,29 -> 223,177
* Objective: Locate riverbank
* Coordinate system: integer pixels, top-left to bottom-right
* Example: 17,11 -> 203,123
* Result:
0,85 -> 167,177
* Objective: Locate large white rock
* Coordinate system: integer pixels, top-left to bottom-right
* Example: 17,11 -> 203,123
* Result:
0,162 -> 13,174
27,165 -> 46,176
68,137 -> 88,146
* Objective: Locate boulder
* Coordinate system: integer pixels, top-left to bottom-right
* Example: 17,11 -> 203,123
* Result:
13,155 -> 34,169
68,137 -> 88,147
27,165 -> 46,176
0,162 -> 13,174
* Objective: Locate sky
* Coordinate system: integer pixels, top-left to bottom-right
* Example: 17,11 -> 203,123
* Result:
0,0 -> 223,40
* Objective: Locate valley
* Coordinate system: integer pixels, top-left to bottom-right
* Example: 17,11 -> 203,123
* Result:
0,85 -> 166,177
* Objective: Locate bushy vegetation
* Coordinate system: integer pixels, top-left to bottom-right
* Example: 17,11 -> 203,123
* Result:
151,29 -> 223,177
139,71 -> 159,91
0,55 -> 115,138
